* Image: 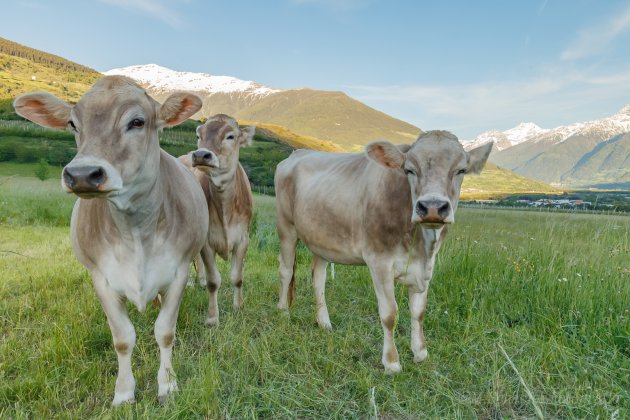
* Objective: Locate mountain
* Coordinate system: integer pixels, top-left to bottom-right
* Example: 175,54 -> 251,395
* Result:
0,37 -> 100,101
464,106 -> 630,187
105,64 -> 420,150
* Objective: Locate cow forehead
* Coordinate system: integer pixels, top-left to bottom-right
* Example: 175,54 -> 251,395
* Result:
75,76 -> 155,119
199,115 -> 238,137
407,131 -> 466,167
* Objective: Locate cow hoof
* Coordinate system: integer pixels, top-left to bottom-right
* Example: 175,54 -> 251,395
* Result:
157,381 -> 178,405
384,362 -> 402,375
112,392 -> 135,407
317,319 -> 333,331
205,316 -> 219,327
414,349 -> 428,363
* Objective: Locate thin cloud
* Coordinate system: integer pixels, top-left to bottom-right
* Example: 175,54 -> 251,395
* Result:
99,0 -> 184,28
561,4 -> 630,61
346,68 -> 630,138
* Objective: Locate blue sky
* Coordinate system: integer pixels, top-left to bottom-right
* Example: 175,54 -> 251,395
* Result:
3,0 -> 630,138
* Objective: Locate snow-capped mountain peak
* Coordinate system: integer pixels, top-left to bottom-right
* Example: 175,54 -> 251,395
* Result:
104,64 -> 280,96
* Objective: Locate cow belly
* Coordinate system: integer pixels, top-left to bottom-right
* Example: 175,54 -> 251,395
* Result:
99,249 -> 181,311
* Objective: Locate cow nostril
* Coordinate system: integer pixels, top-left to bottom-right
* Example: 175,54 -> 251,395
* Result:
63,168 -> 75,187
202,152 -> 212,160
88,167 -> 105,186
416,201 -> 428,217
438,201 -> 450,218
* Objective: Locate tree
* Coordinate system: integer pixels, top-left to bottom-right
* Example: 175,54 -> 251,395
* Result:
35,158 -> 49,181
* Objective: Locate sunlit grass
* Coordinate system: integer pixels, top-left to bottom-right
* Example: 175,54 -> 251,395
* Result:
0,175 -> 628,418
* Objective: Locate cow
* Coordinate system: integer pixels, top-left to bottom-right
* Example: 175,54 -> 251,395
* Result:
13,76 -> 209,405
274,130 -> 492,373
180,114 -> 254,327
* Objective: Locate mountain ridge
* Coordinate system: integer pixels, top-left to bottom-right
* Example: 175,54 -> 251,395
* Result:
464,106 -> 630,187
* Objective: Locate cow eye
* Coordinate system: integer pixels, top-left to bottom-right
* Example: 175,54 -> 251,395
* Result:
457,169 -> 467,175
128,118 -> 145,130
68,120 -> 77,132
226,134 -> 235,140
404,168 -> 416,176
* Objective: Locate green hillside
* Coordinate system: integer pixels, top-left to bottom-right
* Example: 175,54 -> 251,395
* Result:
234,88 -> 420,150
561,133 -> 630,187
461,161 -> 560,200
0,37 -> 100,100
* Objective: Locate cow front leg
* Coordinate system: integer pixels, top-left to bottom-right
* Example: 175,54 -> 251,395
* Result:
201,245 -> 221,326
154,264 -> 188,404
409,288 -> 429,362
230,237 -> 249,310
92,274 -> 136,406
311,256 -> 331,330
369,263 -> 401,374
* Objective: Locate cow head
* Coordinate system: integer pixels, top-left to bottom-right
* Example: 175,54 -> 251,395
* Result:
191,114 -> 254,176
366,130 -> 492,228
13,76 -> 201,204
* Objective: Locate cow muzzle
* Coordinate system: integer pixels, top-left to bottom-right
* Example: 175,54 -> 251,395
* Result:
414,199 -> 452,228
61,158 -> 122,197
192,149 -> 219,169
63,165 -> 108,194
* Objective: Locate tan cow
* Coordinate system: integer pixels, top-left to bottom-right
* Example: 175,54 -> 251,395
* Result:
180,114 -> 254,327
13,77 -> 209,405
275,130 -> 492,373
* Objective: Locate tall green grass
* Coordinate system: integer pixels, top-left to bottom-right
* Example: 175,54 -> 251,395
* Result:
0,172 -> 628,418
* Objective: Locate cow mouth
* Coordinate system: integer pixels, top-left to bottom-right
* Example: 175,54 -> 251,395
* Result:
420,221 -> 447,229
192,162 -> 218,170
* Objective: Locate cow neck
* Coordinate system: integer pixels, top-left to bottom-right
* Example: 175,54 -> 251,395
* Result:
208,166 -> 237,225
106,151 -> 164,238
405,218 -> 444,260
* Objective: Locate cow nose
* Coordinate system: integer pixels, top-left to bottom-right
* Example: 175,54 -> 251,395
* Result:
416,200 -> 450,222
192,150 -> 214,166
63,166 -> 107,193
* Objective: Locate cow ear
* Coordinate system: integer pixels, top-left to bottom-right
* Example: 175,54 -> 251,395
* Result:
467,142 -> 493,174
365,141 -> 405,169
239,125 -> 255,146
159,92 -> 202,127
13,92 -> 72,129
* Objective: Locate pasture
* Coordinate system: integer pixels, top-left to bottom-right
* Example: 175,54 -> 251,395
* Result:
1,168 -> 629,418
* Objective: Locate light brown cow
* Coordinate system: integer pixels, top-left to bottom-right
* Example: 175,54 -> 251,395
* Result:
275,131 -> 492,373
180,114 -> 254,327
13,77 -> 209,405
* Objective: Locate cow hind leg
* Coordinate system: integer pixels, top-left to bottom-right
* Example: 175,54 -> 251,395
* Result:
230,238 -> 248,310
311,256 -> 332,330
194,253 -> 207,287
201,245 -> 221,327
368,263 -> 401,374
277,222 -> 298,310
154,264 -> 188,404
92,274 -> 137,406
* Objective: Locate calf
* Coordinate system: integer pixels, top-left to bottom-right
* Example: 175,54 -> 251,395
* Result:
182,114 -> 254,326
275,131 -> 492,373
13,77 -> 209,405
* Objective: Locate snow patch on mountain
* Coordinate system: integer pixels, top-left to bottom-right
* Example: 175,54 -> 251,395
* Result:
465,105 -> 630,151
104,64 -> 280,96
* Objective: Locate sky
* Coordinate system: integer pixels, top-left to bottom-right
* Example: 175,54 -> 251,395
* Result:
3,0 -> 630,139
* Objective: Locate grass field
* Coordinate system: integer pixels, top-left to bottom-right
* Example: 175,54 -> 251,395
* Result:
1,168 -> 629,418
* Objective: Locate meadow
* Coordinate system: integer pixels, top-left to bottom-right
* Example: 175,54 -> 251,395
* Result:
0,166 -> 629,418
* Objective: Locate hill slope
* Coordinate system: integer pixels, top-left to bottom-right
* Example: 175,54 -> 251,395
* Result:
105,64 -> 421,150
0,37 -> 100,101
